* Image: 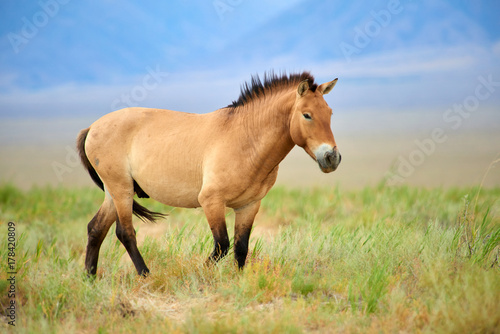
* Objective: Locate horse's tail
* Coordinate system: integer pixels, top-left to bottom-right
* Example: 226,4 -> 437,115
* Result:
77,128 -> 104,191
76,127 -> 166,223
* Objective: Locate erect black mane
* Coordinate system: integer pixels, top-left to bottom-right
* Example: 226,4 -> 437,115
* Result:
226,71 -> 317,109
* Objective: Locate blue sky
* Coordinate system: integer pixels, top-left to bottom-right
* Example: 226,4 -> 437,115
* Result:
0,0 -> 499,118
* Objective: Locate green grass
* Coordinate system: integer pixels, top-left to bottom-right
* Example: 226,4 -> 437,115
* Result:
0,183 -> 499,333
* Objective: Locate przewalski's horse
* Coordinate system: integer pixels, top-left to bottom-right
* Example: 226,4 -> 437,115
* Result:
77,71 -> 341,277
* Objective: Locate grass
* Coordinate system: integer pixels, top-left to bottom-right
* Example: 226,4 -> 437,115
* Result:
0,183 -> 499,333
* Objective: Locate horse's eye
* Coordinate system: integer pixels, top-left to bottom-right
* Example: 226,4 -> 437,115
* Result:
303,113 -> 312,120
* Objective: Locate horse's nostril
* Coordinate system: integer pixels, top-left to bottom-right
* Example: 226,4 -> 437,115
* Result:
324,149 -> 340,167
324,151 -> 333,163
324,150 -> 337,165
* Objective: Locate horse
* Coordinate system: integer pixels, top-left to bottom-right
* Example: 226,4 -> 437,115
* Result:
77,71 -> 341,277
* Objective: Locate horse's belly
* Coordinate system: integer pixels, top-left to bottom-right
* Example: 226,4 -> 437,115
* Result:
152,188 -> 201,209
138,176 -> 202,208
131,155 -> 203,208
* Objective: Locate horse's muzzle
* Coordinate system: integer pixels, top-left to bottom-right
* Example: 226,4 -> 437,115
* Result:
317,147 -> 341,173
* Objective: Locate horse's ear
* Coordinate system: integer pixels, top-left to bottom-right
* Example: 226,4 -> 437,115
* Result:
297,80 -> 310,97
318,78 -> 338,95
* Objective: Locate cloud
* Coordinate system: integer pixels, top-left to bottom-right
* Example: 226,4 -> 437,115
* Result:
315,45 -> 489,79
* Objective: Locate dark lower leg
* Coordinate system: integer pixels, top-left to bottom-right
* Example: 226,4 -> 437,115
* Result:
85,208 -> 115,276
116,218 -> 149,276
233,201 -> 260,269
234,233 -> 250,269
199,197 -> 230,265
208,226 -> 230,263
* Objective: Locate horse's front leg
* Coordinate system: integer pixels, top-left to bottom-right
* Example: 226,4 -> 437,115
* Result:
234,201 -> 261,269
199,192 -> 230,264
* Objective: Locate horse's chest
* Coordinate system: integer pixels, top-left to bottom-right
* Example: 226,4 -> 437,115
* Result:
226,166 -> 279,209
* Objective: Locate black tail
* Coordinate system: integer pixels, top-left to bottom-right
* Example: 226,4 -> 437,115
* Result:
76,128 -> 104,191
76,127 -> 167,223
132,201 -> 167,223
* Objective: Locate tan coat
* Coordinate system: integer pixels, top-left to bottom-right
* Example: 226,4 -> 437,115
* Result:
77,72 -> 341,276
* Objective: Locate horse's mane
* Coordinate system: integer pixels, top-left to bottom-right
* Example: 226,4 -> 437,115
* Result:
226,71 -> 318,110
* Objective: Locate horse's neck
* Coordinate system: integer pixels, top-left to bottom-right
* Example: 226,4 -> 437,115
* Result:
233,90 -> 296,172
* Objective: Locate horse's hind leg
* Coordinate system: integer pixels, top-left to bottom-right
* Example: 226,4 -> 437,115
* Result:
113,194 -> 150,276
115,214 -> 149,277
85,196 -> 117,276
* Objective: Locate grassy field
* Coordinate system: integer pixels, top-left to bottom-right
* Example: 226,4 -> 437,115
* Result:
0,183 -> 499,333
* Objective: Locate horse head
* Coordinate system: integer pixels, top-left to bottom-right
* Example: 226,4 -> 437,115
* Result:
290,78 -> 341,173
